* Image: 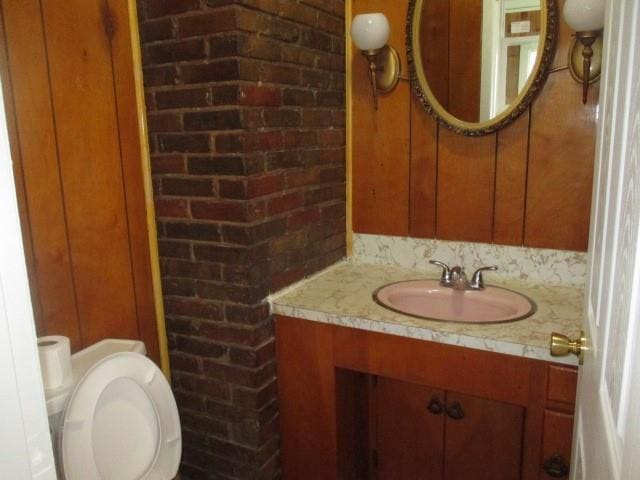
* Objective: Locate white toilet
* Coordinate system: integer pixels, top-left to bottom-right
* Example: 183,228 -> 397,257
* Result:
40,338 -> 182,480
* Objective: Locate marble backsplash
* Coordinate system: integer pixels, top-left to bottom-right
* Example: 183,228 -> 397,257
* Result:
352,234 -> 587,287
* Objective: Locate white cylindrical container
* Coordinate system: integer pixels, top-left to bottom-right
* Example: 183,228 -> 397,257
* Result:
38,335 -> 73,391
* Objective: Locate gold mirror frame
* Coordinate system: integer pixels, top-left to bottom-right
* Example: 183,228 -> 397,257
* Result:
407,0 -> 558,136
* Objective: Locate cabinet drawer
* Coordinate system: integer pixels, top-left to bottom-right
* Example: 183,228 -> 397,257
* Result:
547,365 -> 578,404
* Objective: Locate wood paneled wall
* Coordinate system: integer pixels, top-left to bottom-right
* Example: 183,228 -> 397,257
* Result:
352,0 -> 596,251
0,0 -> 162,363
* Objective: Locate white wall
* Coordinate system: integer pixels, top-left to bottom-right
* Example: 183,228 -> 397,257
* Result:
0,77 -> 57,478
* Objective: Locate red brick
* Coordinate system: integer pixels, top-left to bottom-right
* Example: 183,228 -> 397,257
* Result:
229,340 -> 276,368
164,222 -> 221,242
181,59 -> 240,84
287,207 -> 322,229
139,18 -> 175,43
191,200 -> 246,221
162,177 -> 214,196
169,352 -> 202,374
247,174 -> 284,198
154,197 -> 189,217
267,191 -> 305,215
142,65 -> 179,86
177,9 -> 238,37
155,88 -> 211,109
238,85 -> 282,106
151,155 -> 185,174
147,112 -> 182,132
166,297 -> 223,320
283,130 -> 318,149
199,320 -> 272,347
158,133 -> 210,153
144,39 -> 206,65
157,240 -> 191,259
144,0 -> 200,19
318,128 -> 345,146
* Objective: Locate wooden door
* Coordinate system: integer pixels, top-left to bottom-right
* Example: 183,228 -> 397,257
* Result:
376,377 -> 445,479
0,0 -> 162,362
572,0 -> 640,478
443,392 -> 524,480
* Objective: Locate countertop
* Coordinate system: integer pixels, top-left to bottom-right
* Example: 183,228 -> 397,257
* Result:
269,261 -> 584,366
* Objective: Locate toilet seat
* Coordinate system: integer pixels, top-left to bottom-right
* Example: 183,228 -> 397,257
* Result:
59,352 -> 181,480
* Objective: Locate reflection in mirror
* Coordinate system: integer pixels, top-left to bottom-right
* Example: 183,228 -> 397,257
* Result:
421,0 -> 541,123
409,0 -> 557,135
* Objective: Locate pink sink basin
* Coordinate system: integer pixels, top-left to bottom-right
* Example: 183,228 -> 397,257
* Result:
374,280 -> 536,324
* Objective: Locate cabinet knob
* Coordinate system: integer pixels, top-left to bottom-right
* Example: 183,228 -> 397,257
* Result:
542,453 -> 570,478
446,401 -> 465,420
427,396 -> 444,415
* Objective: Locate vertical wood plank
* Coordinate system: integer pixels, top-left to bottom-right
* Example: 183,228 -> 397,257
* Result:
108,0 -> 159,361
525,73 -> 596,251
2,0 -> 82,347
494,110 -> 529,245
352,0 -> 410,236
275,316 -> 337,479
437,130 -> 496,242
524,0 -> 596,251
409,96 -> 438,238
40,0 -> 139,342
0,7 -> 41,330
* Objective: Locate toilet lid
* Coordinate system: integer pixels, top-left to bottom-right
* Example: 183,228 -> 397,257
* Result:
60,352 -> 181,480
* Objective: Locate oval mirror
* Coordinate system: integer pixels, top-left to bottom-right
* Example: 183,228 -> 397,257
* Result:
408,0 -> 558,136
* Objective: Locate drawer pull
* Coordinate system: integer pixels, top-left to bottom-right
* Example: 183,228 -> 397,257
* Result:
446,401 -> 465,420
543,453 -> 570,478
427,396 -> 444,415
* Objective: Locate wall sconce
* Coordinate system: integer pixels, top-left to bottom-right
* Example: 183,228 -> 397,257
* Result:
563,0 -> 605,104
351,13 -> 400,110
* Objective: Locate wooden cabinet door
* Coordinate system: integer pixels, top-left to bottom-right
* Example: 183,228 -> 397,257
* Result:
376,377 -> 445,479
539,410 -> 573,479
443,392 -> 524,480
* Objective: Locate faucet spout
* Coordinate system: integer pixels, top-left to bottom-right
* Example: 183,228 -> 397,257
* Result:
449,266 -> 469,291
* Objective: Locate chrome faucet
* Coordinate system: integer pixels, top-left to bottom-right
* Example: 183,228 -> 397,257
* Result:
429,260 -> 498,290
450,266 -> 468,290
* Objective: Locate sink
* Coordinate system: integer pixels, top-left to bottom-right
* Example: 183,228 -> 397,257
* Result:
373,280 -> 536,324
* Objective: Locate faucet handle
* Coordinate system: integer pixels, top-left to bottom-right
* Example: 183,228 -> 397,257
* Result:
470,266 -> 498,290
429,260 -> 452,286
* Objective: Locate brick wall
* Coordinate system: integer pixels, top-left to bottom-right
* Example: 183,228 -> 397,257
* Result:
137,0 -> 346,478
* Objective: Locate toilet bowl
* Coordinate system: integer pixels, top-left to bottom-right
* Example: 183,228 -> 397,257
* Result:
40,338 -> 181,480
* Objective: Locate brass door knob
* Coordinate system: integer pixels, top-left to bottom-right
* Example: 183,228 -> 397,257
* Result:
550,331 -> 586,364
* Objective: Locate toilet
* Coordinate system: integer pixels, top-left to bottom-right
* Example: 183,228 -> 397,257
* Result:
40,338 -> 181,480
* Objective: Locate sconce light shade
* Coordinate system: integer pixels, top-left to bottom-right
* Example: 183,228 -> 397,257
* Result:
563,0 -> 605,31
351,13 -> 390,52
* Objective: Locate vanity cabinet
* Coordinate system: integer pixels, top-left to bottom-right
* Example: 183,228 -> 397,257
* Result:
375,378 -> 524,480
275,315 -> 578,480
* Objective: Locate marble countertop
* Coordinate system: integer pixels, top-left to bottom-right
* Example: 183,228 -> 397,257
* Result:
269,261 -> 585,366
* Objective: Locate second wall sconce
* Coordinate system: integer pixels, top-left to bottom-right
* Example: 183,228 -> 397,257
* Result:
351,13 -> 400,110
563,0 -> 605,104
